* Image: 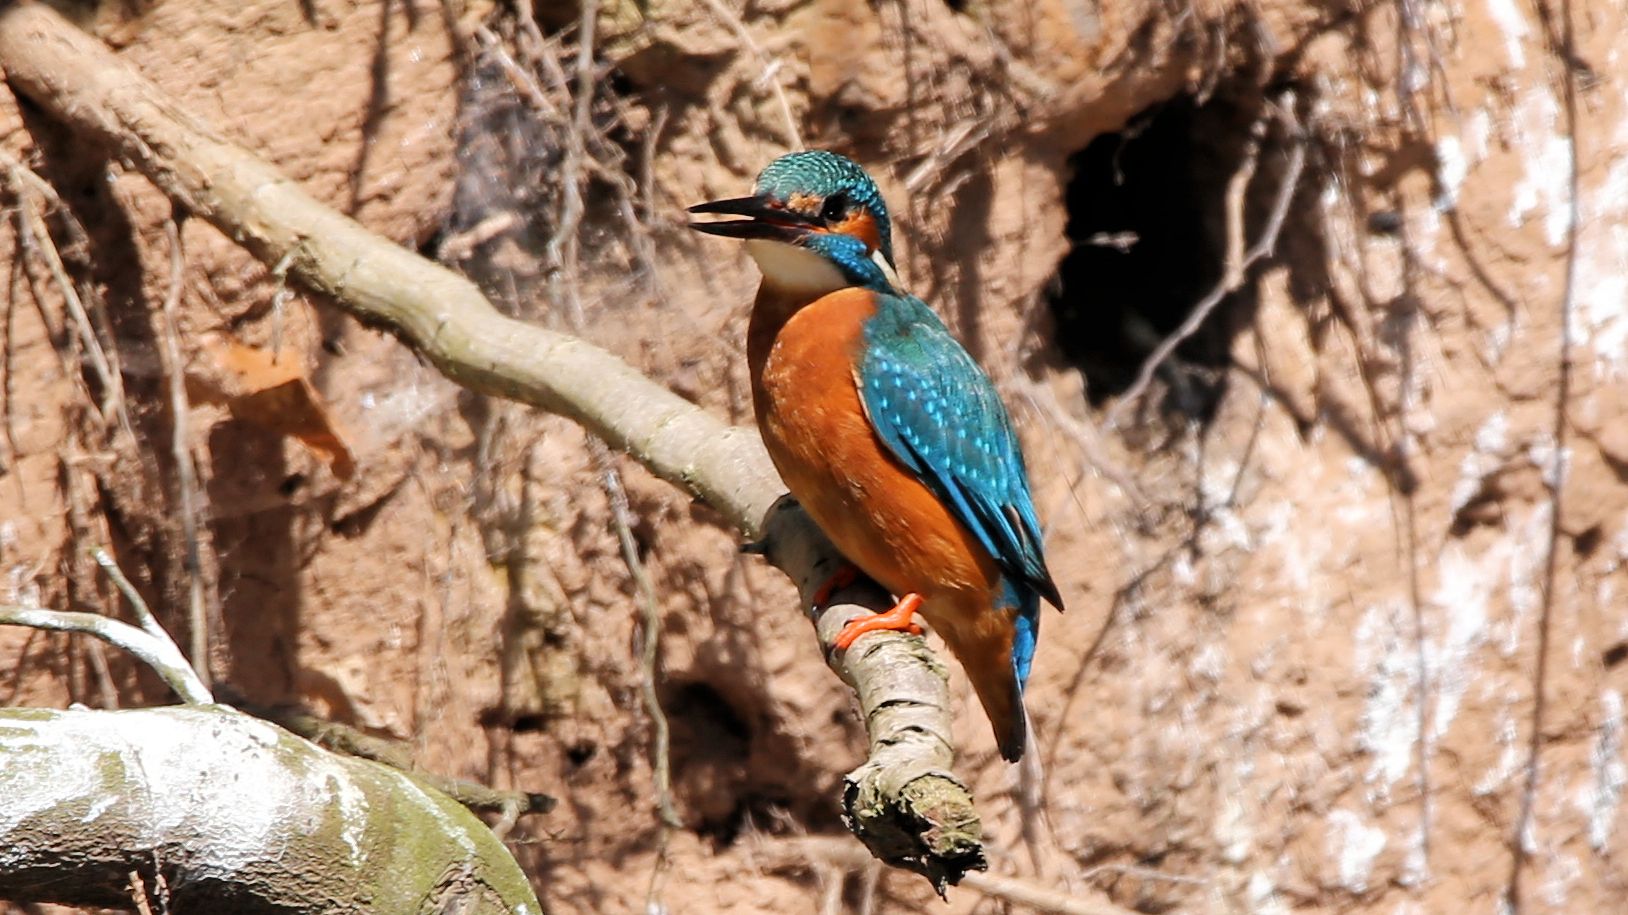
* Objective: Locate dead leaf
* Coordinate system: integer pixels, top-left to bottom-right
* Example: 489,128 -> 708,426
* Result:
188,336 -> 357,480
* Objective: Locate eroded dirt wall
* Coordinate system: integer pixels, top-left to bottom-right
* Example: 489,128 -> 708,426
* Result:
2,0 -> 1625,912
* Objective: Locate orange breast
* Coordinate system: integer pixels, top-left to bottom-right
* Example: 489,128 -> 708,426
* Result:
748,286 -> 1000,610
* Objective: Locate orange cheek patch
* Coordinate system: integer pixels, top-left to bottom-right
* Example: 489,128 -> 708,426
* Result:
833,211 -> 881,253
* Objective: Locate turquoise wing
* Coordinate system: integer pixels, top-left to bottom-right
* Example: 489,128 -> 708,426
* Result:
855,294 -> 1061,682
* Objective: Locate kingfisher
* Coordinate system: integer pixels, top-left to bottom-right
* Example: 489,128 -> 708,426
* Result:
689,150 -> 1063,761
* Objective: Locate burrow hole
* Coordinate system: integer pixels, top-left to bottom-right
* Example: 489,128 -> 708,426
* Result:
1049,88 -> 1319,424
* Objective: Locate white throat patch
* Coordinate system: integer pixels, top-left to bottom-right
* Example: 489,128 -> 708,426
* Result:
745,239 -> 851,297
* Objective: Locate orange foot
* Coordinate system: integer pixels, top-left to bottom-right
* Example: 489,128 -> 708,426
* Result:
810,563 -> 860,610
833,593 -> 924,651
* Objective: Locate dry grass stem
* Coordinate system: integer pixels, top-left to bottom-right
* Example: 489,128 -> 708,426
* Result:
594,442 -> 682,909
903,121 -> 991,192
91,546 -> 163,638
536,10 -> 680,896
127,871 -> 156,915
473,23 -> 559,115
1015,376 -> 1146,508
5,157 -> 133,440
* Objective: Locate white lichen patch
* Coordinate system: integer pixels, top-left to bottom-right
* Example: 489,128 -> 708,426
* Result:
1427,542 -> 1492,739
1507,89 -> 1572,247
1435,136 -> 1467,211
1245,870 -> 1289,915
0,717 -> 94,843
1581,690 -> 1626,851
1326,807 -> 1387,892
1570,149 -> 1628,379
1448,411 -> 1509,516
1476,709 -> 1523,795
1541,852 -> 1581,907
1354,600 -> 1419,796
324,768 -> 371,866
1214,784 -> 1253,865
1258,493 -> 1338,627
0,708 -> 377,878
1496,503 -> 1552,655
1484,0 -> 1530,68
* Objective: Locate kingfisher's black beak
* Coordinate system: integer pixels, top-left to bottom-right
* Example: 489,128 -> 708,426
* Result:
688,195 -> 822,243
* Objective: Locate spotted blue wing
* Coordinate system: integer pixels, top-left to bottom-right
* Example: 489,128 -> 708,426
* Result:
855,294 -> 1061,682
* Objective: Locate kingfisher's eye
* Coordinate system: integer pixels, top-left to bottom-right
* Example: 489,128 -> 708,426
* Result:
820,194 -> 848,223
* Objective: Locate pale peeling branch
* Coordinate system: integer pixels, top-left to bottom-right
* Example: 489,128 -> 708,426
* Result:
0,1 -> 982,886
0,705 -> 542,915
0,605 -> 212,705
759,499 -> 985,888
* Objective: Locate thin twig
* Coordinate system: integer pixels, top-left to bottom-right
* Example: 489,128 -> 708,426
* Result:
127,871 -> 155,915
1076,861 -> 1209,886
0,605 -> 212,704
147,852 -> 172,915
961,871 -> 1138,915
1015,375 -> 1147,507
92,547 -> 163,639
544,0 -> 597,328
595,439 -> 682,913
83,637 -> 119,710
473,23 -> 559,116
1106,97 -> 1306,428
6,158 -> 133,440
267,247 -> 297,359
154,214 -> 214,687
904,121 -> 992,193
1507,0 -> 1578,906
621,104 -> 669,304
61,459 -> 118,709
539,8 -> 681,889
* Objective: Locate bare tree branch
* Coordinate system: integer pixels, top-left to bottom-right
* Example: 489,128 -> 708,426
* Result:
0,1 -> 983,887
0,605 -> 211,705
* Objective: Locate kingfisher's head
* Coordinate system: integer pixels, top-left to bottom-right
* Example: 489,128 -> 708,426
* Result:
689,150 -> 899,296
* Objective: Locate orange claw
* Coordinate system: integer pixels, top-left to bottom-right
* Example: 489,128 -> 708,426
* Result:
810,563 -> 861,610
832,593 -> 924,651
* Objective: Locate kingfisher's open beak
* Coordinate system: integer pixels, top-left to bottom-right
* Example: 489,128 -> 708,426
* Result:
688,195 -> 823,243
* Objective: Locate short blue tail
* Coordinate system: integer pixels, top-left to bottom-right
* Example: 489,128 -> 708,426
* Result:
996,578 -> 1042,761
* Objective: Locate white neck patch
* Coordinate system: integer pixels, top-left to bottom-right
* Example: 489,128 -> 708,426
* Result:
746,239 -> 850,298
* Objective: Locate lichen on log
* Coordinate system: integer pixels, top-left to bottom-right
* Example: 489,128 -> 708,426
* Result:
0,705 -> 542,914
